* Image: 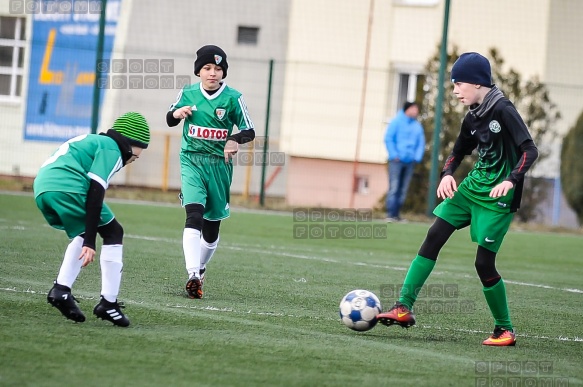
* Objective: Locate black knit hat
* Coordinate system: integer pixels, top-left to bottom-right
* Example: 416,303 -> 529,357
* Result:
403,101 -> 418,112
194,45 -> 228,79
451,52 -> 493,87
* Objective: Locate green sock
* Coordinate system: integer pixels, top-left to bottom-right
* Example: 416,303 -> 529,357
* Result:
398,255 -> 436,309
483,279 -> 513,330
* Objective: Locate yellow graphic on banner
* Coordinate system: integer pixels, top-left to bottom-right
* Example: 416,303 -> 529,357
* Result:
39,28 -> 95,86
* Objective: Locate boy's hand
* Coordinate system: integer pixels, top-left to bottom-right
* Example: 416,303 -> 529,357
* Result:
224,140 -> 238,163
490,181 -> 514,198
172,106 -> 194,120
437,175 -> 457,199
79,246 -> 96,267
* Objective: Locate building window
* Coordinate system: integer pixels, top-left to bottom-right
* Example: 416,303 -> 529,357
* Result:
0,16 -> 26,100
396,72 -> 425,113
394,0 -> 439,6
355,176 -> 370,194
237,26 -> 259,45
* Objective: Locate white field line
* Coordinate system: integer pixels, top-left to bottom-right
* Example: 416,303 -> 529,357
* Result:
505,280 -> 583,294
3,223 -> 581,294
3,222 -> 582,295
0,287 -> 476,365
125,233 -> 583,294
1,285 -> 582,344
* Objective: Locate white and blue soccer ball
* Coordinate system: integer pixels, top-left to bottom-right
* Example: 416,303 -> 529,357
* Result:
339,289 -> 382,331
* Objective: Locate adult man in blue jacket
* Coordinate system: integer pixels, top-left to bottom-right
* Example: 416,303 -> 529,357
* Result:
384,101 -> 426,222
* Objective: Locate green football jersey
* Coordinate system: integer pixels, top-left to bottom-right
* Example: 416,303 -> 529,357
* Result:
444,98 -> 534,213
169,82 -> 254,157
33,134 -> 124,197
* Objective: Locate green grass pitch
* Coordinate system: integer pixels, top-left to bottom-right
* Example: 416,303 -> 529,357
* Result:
1,192 -> 582,386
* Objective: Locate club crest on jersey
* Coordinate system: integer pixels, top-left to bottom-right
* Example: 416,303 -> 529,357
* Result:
215,108 -> 226,120
214,55 -> 223,65
489,120 -> 501,133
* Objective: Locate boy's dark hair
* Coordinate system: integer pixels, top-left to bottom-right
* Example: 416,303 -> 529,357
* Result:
403,101 -> 418,112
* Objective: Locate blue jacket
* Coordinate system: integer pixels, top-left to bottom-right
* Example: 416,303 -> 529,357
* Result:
384,110 -> 425,163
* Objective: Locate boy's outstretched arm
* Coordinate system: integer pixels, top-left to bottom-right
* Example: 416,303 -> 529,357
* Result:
166,106 -> 193,127
437,126 -> 477,199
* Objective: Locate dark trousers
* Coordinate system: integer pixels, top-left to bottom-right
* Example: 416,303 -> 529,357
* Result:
386,160 -> 415,218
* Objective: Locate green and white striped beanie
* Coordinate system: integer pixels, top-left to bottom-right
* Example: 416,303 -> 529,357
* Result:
111,112 -> 150,149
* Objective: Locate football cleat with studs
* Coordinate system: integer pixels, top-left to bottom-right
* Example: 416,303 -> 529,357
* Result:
185,275 -> 203,299
47,283 -> 86,323
376,301 -> 416,328
482,327 -> 516,346
93,296 -> 130,327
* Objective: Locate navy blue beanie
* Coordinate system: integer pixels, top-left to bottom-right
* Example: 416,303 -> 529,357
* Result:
451,52 -> 493,87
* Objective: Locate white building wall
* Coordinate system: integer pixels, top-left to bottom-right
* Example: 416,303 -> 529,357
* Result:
279,0 -> 581,176
101,0 -> 292,195
2,0 -> 582,183
280,0 -> 395,164
447,0 -> 550,80
0,0 -> 291,197
543,0 -> 583,177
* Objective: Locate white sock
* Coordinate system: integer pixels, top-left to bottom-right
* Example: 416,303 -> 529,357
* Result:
56,236 -> 84,288
200,235 -> 219,272
100,244 -> 123,303
183,228 -> 201,278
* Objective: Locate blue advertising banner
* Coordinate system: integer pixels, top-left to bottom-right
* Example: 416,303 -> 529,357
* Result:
24,0 -> 121,142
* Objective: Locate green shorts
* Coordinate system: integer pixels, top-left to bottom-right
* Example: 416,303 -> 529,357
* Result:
180,152 -> 233,221
433,190 -> 514,253
35,191 -> 115,239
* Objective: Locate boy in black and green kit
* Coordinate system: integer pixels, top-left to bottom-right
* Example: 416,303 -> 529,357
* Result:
377,52 -> 539,346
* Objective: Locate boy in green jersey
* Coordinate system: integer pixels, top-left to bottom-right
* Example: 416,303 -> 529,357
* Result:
376,53 -> 539,346
166,45 -> 255,299
33,112 -> 150,327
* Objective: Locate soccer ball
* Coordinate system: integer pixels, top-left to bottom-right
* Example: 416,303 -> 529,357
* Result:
339,289 -> 382,331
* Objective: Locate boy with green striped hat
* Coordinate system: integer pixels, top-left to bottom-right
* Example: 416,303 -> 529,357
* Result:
33,112 -> 150,327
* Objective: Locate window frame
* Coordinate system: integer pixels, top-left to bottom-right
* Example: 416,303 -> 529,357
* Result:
392,62 -> 425,114
237,25 -> 260,45
0,16 -> 26,102
393,0 -> 440,6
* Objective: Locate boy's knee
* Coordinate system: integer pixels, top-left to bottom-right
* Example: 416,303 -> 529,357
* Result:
98,219 -> 124,245
474,246 -> 500,287
185,203 -> 204,230
202,219 -> 221,243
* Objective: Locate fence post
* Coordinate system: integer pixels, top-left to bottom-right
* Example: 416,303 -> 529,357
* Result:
427,0 -> 451,216
90,0 -> 107,134
259,59 -> 274,207
162,134 -> 170,192
552,176 -> 561,226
